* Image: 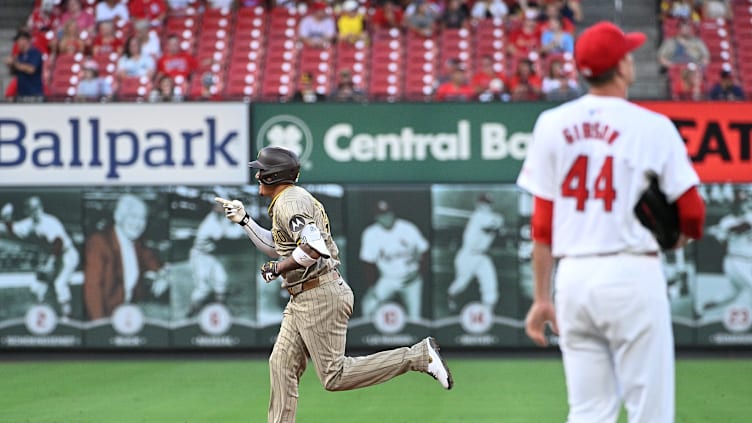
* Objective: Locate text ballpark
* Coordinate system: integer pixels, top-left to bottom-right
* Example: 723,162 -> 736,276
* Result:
0,117 -> 240,181
323,121 -> 530,162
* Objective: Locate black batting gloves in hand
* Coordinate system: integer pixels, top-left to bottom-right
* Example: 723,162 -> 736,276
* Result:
261,261 -> 280,283
215,197 -> 250,226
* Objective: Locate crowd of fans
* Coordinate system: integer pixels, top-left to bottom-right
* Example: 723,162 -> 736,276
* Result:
1,0 -> 747,103
658,0 -> 746,101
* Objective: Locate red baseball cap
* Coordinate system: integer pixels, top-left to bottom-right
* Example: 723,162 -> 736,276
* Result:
311,1 -> 328,11
574,21 -> 647,78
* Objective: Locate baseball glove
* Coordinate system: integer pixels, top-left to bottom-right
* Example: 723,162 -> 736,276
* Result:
634,173 -> 680,250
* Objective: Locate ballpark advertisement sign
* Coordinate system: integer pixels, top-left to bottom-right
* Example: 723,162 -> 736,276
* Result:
639,101 -> 752,183
0,103 -> 249,186
252,103 -> 545,183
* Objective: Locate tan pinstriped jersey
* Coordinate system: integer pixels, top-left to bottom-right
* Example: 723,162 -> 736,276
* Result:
268,185 -> 340,288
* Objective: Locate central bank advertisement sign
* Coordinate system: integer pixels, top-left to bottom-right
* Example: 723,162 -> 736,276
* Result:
252,102 -> 546,183
0,103 -> 249,186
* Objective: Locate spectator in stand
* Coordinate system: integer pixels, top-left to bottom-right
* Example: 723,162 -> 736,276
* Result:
370,0 -> 404,31
4,78 -> 18,102
57,19 -> 86,55
540,16 -> 574,56
538,2 -> 576,33
156,34 -> 197,85
117,35 -> 156,79
4,30 -> 45,102
435,65 -> 475,101
555,0 -> 583,26
471,54 -> 508,102
59,0 -> 96,36
329,68 -> 366,102
133,19 -> 162,60
405,0 -> 439,38
167,0 -> 199,14
27,0 -> 61,54
405,0 -> 440,17
298,2 -> 337,49
702,0 -> 731,19
541,58 -> 579,101
96,0 -> 130,24
92,20 -> 124,56
709,69 -> 745,101
291,71 -> 326,102
440,0 -> 471,30
507,58 -> 542,101
197,71 -> 223,101
128,0 -> 168,28
76,61 -> 113,102
470,0 -> 509,21
507,13 -> 542,60
149,75 -> 183,102
657,19 -> 709,70
28,0 -> 61,32
661,0 -> 701,22
672,62 -> 704,100
436,57 -> 461,87
337,0 -> 368,45
206,0 -> 238,9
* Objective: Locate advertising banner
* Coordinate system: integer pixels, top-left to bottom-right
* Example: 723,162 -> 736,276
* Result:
0,103 -> 249,186
252,102 -> 546,183
639,102 -> 752,183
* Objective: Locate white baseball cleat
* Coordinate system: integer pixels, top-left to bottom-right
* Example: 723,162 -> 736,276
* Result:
425,337 -> 453,390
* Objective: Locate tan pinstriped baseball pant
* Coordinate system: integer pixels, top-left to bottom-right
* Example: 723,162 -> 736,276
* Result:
268,277 -> 430,423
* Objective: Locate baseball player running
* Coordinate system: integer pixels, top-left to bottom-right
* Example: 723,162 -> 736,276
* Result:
1,196 -> 79,319
517,22 -> 706,423
447,193 -> 504,312
216,146 -> 452,423
359,200 -> 429,320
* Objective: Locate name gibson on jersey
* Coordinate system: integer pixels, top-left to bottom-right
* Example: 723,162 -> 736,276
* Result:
563,121 -> 620,144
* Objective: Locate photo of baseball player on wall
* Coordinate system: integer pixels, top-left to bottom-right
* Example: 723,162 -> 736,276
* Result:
81,188 -> 171,348
692,183 -> 752,346
0,189 -> 85,347
168,186 -> 257,348
431,185 -> 520,347
346,187 -> 432,348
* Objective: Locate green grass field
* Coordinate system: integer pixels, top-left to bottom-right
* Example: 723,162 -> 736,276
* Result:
1,356 -> 750,423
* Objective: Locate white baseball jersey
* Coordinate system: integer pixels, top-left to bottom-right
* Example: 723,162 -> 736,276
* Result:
462,207 -> 503,253
360,219 -> 429,280
517,94 -> 699,257
12,214 -> 74,250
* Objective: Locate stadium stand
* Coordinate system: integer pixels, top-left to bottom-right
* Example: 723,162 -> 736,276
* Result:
5,0 -> 750,103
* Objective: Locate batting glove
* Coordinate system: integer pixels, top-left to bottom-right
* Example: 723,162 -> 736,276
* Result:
215,197 -> 250,226
260,261 -> 280,283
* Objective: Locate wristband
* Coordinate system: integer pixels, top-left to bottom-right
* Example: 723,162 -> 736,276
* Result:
292,246 -> 317,268
238,213 -> 250,226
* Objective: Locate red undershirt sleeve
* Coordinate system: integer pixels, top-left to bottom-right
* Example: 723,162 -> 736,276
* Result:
531,196 -> 553,245
675,186 -> 706,239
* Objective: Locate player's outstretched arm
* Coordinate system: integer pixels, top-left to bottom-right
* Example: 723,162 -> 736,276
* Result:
215,197 -> 279,258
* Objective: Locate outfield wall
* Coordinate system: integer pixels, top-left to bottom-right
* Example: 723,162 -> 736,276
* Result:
1,102 -> 751,350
